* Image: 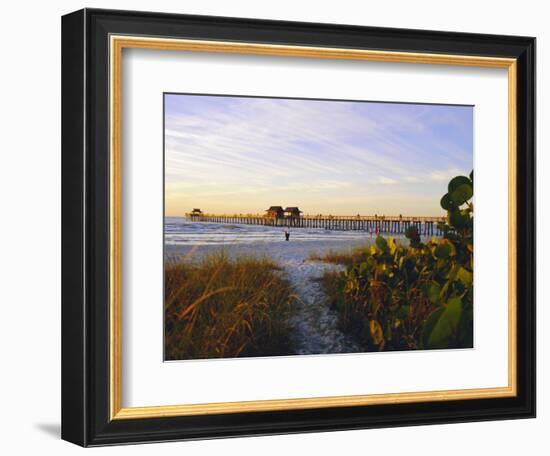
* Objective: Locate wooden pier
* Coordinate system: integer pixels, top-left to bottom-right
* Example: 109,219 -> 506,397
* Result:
186,209 -> 446,236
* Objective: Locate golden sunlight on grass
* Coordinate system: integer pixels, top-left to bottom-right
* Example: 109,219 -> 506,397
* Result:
165,252 -> 297,360
308,246 -> 368,267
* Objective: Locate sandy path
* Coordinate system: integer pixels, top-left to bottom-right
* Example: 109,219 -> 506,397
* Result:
283,257 -> 360,354
165,238 -> 372,355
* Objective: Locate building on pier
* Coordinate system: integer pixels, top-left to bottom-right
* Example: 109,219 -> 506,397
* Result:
265,206 -> 284,219
284,207 -> 302,219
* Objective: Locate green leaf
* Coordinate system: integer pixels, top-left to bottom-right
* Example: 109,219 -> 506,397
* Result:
359,262 -> 368,275
376,235 -> 388,252
422,307 -> 445,348
448,175 -> 471,193
428,281 -> 442,304
388,237 -> 397,255
447,265 -> 460,281
435,242 -> 453,259
369,320 -> 385,348
427,297 -> 463,348
440,193 -> 455,211
440,281 -> 450,299
457,309 -> 474,347
449,210 -> 468,229
457,267 -> 473,287
450,183 -> 473,206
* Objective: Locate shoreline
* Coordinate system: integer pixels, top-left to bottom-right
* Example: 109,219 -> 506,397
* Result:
165,237 -> 378,264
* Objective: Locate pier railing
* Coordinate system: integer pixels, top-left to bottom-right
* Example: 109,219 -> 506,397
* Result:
185,213 -> 446,236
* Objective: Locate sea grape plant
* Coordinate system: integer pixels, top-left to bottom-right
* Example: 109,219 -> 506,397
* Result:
333,172 -> 473,351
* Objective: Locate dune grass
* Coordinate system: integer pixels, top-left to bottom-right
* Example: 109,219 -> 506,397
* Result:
164,252 -> 297,360
309,245 -> 368,267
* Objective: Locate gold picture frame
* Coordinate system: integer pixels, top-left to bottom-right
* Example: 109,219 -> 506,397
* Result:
109,36 -> 517,420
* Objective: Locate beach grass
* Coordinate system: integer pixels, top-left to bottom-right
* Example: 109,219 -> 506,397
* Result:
164,251 -> 296,360
308,245 -> 368,267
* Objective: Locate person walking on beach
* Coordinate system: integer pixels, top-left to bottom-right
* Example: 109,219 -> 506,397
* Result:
284,228 -> 290,241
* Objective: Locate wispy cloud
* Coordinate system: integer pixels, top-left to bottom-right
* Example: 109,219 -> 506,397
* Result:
428,167 -> 465,182
164,95 -> 473,216
378,176 -> 398,185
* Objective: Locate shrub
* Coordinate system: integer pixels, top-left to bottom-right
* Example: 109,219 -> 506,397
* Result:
323,172 -> 473,351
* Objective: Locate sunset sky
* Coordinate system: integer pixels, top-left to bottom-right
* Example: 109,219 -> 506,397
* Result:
164,94 -> 473,217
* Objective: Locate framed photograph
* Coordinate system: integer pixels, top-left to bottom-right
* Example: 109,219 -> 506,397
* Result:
62,8 -> 535,446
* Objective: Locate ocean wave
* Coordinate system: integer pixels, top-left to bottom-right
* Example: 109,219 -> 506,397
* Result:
164,217 -> 407,246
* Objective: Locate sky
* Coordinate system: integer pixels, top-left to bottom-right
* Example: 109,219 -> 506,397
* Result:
164,94 -> 473,217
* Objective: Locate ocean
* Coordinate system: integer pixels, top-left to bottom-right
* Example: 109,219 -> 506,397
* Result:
164,217 -> 380,246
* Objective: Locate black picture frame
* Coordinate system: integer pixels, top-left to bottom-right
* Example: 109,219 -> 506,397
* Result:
62,8 -> 536,447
